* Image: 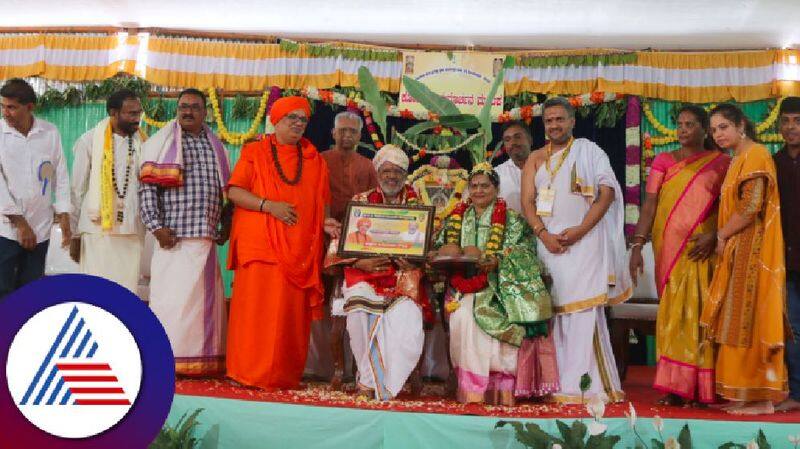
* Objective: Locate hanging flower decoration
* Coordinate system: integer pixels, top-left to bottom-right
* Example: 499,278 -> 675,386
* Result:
142,113 -> 169,128
644,98 -> 784,146
302,86 -> 622,123
208,88 -> 270,145
363,110 -> 384,150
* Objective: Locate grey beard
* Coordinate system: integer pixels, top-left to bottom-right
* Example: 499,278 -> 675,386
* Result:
379,182 -> 403,197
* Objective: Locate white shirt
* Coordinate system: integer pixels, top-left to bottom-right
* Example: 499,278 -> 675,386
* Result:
0,118 -> 71,244
71,129 -> 142,235
495,158 -> 523,213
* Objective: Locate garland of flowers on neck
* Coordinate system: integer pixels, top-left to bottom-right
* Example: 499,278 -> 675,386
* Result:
444,198 -> 507,308
367,184 -> 418,205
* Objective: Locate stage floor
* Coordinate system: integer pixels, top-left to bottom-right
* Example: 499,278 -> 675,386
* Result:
175,365 -> 799,423
168,366 -> 800,449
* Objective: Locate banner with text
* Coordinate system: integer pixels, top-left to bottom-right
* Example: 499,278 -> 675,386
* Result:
399,51 -> 505,116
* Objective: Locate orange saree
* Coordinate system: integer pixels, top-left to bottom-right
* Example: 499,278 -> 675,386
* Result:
701,143 -> 788,402
226,135 -> 330,389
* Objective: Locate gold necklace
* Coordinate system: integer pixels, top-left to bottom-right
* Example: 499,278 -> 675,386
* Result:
545,137 -> 574,186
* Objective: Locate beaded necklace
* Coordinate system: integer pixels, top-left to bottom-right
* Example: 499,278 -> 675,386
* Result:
110,135 -> 135,223
270,134 -> 303,185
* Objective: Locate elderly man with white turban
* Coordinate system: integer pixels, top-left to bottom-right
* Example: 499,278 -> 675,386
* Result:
325,144 -> 426,400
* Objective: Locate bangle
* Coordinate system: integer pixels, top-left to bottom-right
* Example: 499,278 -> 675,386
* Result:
630,242 -> 643,250
534,226 -> 546,236
717,234 -> 726,241
259,199 -> 266,212
633,233 -> 648,243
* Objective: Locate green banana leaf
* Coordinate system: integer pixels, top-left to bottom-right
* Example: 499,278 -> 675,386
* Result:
438,114 -> 481,130
358,66 -> 387,139
477,67 -> 506,150
402,120 -> 439,136
402,76 -> 460,116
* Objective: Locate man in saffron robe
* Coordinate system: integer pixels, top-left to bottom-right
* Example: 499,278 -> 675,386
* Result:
226,96 -> 340,389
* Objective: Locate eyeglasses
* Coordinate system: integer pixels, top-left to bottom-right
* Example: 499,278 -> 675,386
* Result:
178,104 -> 205,112
284,113 -> 309,124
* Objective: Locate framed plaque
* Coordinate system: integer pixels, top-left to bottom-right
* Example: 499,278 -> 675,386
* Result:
338,202 -> 435,261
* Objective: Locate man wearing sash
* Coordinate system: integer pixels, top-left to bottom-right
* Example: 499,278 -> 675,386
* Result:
139,88 -> 231,376
71,89 -> 145,293
520,96 -> 631,403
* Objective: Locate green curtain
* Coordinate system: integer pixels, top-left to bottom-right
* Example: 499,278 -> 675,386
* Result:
41,98 -> 266,297
641,99 -> 782,155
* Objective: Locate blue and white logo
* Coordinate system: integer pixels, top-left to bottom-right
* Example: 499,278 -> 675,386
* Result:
6,302 -> 142,439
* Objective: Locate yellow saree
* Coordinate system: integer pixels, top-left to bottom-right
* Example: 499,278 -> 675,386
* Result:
648,150 -> 729,403
701,143 -> 788,402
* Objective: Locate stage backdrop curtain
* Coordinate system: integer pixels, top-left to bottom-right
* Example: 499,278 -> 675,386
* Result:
0,33 -> 137,81
145,36 -> 401,93
507,49 -> 800,103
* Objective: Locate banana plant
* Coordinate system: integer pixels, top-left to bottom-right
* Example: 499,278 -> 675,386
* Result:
358,64 -> 506,165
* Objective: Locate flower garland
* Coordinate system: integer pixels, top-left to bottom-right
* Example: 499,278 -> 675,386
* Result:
362,110 -> 385,150
396,130 -> 484,156
142,113 -> 169,128
624,96 -> 641,236
302,86 -> 622,123
208,88 -> 269,145
409,165 -> 469,229
497,92 -> 625,124
444,198 -> 507,308
367,184 -> 419,205
643,98 -> 785,146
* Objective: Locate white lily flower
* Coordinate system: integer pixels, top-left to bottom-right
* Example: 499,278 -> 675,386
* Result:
587,421 -> 607,436
665,437 -> 681,449
625,402 -> 637,428
790,434 -> 800,445
746,440 -> 759,449
552,445 -> 563,449
652,415 -> 664,433
586,394 -> 606,419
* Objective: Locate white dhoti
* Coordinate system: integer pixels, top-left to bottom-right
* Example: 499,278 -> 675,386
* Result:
534,138 -> 632,404
552,307 -> 622,402
149,238 -> 226,375
449,292 -> 518,404
80,234 -> 142,294
345,280 -> 424,400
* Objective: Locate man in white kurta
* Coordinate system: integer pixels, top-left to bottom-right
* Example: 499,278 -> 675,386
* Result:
521,97 -> 631,403
71,90 -> 145,293
494,121 -> 533,213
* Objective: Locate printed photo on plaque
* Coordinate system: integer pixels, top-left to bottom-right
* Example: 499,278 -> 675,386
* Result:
338,202 -> 435,260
